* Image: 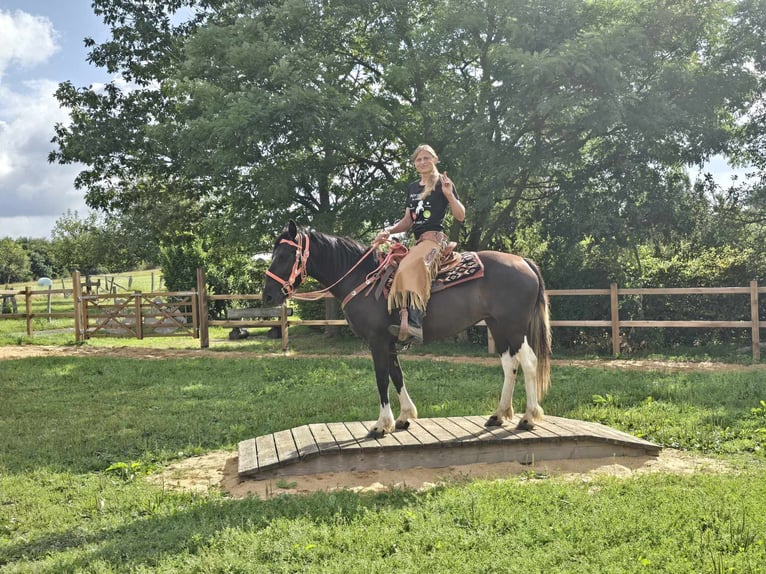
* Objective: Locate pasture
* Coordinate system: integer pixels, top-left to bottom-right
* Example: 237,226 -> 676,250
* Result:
1,344 -> 766,572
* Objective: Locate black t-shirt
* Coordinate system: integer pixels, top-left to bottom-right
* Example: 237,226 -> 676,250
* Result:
405,179 -> 458,239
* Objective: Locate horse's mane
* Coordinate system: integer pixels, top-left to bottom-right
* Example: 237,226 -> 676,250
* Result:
307,228 -> 374,273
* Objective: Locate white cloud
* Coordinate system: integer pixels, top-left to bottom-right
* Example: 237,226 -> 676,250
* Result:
0,76 -> 88,239
0,9 -> 91,239
0,10 -> 59,80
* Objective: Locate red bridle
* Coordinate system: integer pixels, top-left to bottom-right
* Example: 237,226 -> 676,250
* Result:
265,233 -> 310,298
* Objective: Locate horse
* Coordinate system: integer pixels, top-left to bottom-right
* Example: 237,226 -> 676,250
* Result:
262,221 -> 552,439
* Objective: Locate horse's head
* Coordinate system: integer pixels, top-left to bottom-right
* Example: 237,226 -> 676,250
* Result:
263,221 -> 309,306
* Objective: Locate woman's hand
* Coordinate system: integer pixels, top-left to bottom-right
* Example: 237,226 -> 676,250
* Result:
441,172 -> 465,222
374,229 -> 391,244
440,172 -> 454,198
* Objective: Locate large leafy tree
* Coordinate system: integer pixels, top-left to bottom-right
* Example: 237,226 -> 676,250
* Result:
51,0 -> 764,259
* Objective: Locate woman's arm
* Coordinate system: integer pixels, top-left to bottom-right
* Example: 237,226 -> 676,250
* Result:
440,173 -> 465,222
375,210 -> 413,243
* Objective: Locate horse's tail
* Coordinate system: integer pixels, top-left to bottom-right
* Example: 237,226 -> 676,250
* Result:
524,258 -> 552,400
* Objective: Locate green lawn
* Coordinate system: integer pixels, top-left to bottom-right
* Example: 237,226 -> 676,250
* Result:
1,349 -> 765,572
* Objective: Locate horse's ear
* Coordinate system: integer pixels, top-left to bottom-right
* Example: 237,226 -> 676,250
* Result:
287,220 -> 298,239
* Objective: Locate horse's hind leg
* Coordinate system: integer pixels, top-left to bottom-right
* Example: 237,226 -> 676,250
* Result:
516,338 -> 544,430
486,352 -> 519,427
388,349 -> 418,429
485,338 -> 544,429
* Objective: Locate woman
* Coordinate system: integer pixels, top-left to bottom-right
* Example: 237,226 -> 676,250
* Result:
375,144 -> 466,342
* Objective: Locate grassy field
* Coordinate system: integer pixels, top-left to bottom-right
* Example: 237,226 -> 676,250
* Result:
3,269 -> 165,295
1,345 -> 766,572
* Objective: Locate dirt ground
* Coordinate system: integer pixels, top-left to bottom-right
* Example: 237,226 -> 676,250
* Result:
1,343 -> 764,372
3,344 -> 755,498
145,447 -> 733,499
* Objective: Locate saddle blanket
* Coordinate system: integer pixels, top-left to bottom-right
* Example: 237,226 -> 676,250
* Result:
381,251 -> 484,298
432,251 -> 484,293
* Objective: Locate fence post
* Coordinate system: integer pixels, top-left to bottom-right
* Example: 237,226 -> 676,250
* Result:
751,280 -> 760,362
72,270 -> 83,343
197,268 -> 209,348
135,294 -> 143,339
610,282 -> 620,357
25,286 -> 32,336
281,303 -> 290,351
191,290 -> 200,340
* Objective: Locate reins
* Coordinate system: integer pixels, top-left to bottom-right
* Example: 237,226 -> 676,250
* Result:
268,231 -> 389,304
340,241 -> 407,308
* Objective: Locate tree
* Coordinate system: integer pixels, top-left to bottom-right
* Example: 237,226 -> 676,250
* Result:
50,211 -> 108,274
51,0 -> 764,258
0,239 -> 32,284
16,238 -> 62,279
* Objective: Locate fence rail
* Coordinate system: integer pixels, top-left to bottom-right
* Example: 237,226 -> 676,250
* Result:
2,271 -> 763,360
194,270 -> 764,361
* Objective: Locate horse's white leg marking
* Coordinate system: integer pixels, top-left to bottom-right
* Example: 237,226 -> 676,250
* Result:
396,384 -> 418,426
517,337 -> 544,427
491,350 -> 518,424
373,402 -> 396,435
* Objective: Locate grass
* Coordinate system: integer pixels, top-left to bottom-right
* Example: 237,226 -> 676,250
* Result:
1,348 -> 766,572
3,269 -> 164,295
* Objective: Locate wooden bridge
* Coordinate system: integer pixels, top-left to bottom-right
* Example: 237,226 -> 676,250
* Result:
238,415 -> 660,480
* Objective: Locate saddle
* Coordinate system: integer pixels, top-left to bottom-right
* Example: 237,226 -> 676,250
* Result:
340,241 -> 484,309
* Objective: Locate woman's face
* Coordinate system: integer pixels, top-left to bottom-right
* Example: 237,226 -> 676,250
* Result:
413,150 -> 437,175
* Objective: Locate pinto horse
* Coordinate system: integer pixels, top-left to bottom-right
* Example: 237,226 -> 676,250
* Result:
263,221 -> 552,438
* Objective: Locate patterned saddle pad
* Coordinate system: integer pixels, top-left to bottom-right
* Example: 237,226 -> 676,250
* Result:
380,251 -> 484,298
432,251 -> 484,293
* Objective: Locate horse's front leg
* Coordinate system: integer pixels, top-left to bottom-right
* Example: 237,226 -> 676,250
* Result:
368,342 -> 395,438
388,346 -> 417,430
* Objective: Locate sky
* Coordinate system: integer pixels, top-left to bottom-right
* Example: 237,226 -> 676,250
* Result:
0,2 -> 752,241
0,0 -> 110,240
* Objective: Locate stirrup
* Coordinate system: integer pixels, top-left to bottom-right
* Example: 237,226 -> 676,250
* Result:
388,308 -> 423,343
388,323 -> 419,342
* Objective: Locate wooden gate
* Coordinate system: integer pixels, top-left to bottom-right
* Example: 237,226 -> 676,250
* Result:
73,272 -> 198,341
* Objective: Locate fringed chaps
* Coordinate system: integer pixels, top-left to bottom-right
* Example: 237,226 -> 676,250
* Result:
387,238 -> 442,314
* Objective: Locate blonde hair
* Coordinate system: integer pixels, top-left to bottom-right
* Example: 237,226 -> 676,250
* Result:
411,144 -> 440,200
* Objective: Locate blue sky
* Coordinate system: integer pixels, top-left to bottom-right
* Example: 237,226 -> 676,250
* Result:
0,2 -> 751,241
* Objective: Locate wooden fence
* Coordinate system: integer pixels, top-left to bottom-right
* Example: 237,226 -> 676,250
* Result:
1,270 -> 198,342
195,269 -> 764,361
1,269 -> 763,360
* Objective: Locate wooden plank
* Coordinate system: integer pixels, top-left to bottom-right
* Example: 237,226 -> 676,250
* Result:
619,287 -> 750,295
621,320 -> 751,328
531,418 -> 569,440
545,416 -> 590,438
291,425 -> 320,460
290,319 -> 349,326
344,421 -> 381,451
430,417 -> 477,442
463,415 -> 518,441
415,418 -> 460,444
237,438 -> 258,474
390,424 -> 423,446
255,434 -> 279,470
308,423 -> 341,454
518,418 -> 560,440
358,421 -> 404,450
228,307 -> 292,319
326,421 -> 361,451
533,416 -> 576,438
404,420 -> 441,446
462,415 -> 516,440
273,429 -> 300,465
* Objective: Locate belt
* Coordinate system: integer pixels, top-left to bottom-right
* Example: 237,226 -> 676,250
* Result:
416,231 -> 447,247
